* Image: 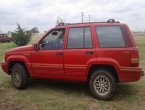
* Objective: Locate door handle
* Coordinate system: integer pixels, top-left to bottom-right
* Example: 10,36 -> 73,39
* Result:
85,51 -> 94,55
56,52 -> 63,56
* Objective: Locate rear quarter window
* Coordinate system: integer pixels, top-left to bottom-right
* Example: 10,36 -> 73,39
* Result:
96,26 -> 126,48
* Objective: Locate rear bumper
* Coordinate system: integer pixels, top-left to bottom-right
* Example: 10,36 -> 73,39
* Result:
119,67 -> 144,82
1,62 -> 8,74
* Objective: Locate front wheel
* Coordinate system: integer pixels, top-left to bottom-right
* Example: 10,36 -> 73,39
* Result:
11,63 -> 28,90
89,69 -> 116,101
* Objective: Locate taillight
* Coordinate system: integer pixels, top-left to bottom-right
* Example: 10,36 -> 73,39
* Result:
131,50 -> 139,67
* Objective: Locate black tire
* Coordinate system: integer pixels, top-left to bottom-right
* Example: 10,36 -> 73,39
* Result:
11,63 -> 28,90
89,69 -> 116,101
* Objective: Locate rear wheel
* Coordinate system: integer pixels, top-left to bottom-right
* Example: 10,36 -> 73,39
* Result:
11,63 -> 28,89
89,69 -> 116,101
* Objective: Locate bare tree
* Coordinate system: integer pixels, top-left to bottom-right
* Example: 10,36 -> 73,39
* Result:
31,27 -> 39,34
56,17 -> 64,25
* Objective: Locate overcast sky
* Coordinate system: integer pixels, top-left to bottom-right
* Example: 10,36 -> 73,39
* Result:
0,0 -> 145,33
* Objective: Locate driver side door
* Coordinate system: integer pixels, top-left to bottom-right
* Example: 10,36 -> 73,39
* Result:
31,28 -> 65,76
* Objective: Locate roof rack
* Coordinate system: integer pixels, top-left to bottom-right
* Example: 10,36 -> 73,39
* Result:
56,19 -> 120,26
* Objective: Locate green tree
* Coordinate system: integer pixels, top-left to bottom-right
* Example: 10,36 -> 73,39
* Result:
12,24 -> 32,46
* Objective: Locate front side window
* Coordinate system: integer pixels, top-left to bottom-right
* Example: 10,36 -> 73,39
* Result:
96,26 -> 125,48
67,27 -> 92,48
39,28 -> 65,50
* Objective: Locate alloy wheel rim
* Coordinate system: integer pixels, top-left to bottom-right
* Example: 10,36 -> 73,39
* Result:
13,71 -> 21,84
94,75 -> 111,96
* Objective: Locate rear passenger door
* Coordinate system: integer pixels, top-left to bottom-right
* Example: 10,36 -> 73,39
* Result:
64,26 -> 95,77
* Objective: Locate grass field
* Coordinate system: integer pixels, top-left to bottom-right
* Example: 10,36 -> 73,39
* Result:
0,36 -> 145,110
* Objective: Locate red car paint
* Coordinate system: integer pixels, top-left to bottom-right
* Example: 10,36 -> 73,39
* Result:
1,22 -> 144,82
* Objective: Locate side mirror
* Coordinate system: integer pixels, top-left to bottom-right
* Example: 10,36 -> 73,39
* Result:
52,31 -> 58,35
33,43 -> 38,51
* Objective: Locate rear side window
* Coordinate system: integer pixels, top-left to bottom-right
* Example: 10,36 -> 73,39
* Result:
67,27 -> 92,48
96,26 -> 125,48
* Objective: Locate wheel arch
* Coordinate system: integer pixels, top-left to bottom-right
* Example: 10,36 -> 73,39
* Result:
87,64 -> 119,82
8,61 -> 30,77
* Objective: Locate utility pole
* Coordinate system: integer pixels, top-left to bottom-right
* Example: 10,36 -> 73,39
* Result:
89,14 -> 90,22
81,12 -> 84,23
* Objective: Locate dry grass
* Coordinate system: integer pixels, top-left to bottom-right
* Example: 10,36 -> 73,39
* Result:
0,36 -> 145,110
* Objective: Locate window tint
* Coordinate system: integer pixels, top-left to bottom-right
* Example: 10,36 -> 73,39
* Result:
85,27 -> 92,48
96,26 -> 125,48
67,27 -> 92,48
67,28 -> 84,48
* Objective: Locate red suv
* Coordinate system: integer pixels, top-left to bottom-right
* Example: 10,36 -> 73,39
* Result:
1,19 -> 144,100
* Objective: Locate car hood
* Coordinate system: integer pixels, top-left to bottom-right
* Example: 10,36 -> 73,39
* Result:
6,45 -> 33,53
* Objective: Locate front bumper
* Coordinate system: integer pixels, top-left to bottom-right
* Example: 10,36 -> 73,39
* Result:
119,67 -> 144,82
1,62 -> 8,74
